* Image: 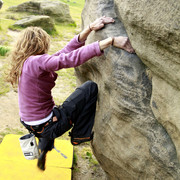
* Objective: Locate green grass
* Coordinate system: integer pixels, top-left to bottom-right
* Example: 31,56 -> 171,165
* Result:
0,57 -> 10,95
57,68 -> 76,85
60,0 -> 85,25
0,78 -> 10,95
0,127 -> 25,143
0,46 -> 10,56
81,147 -> 98,166
0,18 -> 13,46
1,0 -> 28,8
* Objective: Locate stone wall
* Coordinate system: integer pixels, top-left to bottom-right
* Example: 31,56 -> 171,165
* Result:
75,0 -> 180,179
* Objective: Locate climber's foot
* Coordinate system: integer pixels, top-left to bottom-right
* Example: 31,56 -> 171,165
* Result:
69,132 -> 94,146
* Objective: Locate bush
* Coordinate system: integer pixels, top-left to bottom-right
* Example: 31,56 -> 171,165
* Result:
0,46 -> 10,56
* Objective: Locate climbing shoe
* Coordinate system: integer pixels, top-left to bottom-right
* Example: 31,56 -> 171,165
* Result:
69,132 -> 94,146
37,150 -> 47,171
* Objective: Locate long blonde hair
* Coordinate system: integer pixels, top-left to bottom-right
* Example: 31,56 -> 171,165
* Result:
8,27 -> 50,86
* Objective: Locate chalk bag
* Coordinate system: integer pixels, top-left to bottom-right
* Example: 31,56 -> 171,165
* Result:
19,134 -> 39,160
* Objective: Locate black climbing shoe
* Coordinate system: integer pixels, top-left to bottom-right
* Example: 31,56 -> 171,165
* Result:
37,150 -> 47,171
69,132 -> 94,146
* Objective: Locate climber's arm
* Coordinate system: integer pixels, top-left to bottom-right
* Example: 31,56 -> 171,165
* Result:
79,16 -> 115,42
99,36 -> 135,53
78,26 -> 92,42
78,16 -> 134,53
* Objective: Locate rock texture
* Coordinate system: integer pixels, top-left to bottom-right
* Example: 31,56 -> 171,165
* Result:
75,0 -> 180,179
13,15 -> 56,34
8,0 -> 74,23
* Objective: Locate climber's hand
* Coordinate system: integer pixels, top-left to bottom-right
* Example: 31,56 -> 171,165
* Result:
89,16 -> 115,31
79,16 -> 114,42
113,36 -> 135,53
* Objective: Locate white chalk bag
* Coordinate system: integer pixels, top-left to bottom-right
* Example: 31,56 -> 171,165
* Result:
19,134 -> 39,160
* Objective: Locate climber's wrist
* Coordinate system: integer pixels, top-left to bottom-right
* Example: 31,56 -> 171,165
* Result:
79,25 -> 93,42
89,24 -> 93,31
99,37 -> 112,50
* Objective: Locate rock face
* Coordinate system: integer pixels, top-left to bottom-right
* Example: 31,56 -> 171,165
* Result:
8,0 -> 74,23
75,0 -> 180,179
13,15 -> 56,34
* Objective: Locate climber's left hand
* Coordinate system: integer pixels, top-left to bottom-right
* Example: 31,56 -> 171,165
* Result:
89,16 -> 115,31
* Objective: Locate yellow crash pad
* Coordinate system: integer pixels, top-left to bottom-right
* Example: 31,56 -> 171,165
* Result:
0,134 -> 73,180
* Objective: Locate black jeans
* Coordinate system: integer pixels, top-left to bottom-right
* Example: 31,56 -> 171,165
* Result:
21,81 -> 98,152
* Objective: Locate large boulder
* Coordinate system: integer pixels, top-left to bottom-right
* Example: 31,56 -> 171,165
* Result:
8,0 -> 74,23
13,15 -> 56,34
75,0 -> 180,179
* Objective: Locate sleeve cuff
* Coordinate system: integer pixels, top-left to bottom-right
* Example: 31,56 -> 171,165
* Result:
94,41 -> 104,56
76,34 -> 86,45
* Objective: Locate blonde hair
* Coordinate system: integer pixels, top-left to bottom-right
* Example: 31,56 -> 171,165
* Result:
8,27 -> 50,86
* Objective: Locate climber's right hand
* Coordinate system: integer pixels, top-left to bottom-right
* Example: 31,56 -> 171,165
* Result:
113,36 -> 135,53
99,36 -> 135,53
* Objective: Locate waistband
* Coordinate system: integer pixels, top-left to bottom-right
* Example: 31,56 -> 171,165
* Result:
20,115 -> 58,134
21,112 -> 53,126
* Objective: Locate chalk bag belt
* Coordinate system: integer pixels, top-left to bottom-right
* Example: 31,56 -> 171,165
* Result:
30,116 -> 58,134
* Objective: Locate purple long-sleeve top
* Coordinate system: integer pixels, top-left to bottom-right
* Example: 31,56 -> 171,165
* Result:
18,35 -> 103,122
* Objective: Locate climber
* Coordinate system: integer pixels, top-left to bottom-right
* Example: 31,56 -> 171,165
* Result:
8,16 -> 135,171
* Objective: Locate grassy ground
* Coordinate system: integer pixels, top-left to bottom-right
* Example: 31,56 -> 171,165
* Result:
0,0 -> 106,179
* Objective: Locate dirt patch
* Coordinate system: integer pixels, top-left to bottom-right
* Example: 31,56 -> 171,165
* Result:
0,90 -> 23,132
72,145 -> 107,180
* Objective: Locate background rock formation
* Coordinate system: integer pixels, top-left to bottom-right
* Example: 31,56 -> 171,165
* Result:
13,15 -> 56,34
8,0 -> 74,23
75,0 -> 180,179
